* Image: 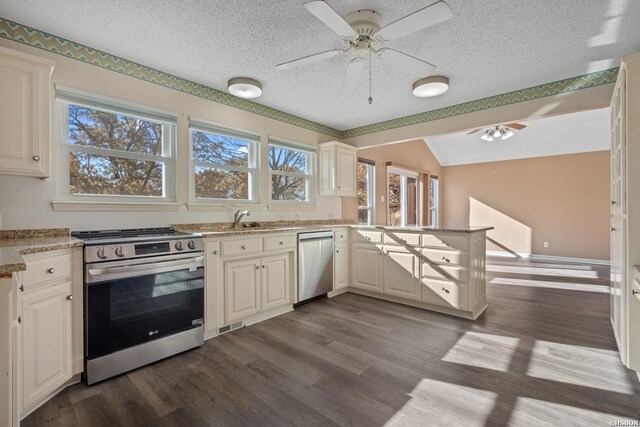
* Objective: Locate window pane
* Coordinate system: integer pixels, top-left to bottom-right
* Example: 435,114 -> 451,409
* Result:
388,173 -> 401,226
69,152 -> 163,196
357,162 -> 369,207
269,145 -> 308,173
358,208 -> 369,225
271,174 -> 307,201
192,130 -> 249,167
194,166 -> 249,199
406,176 -> 418,226
68,104 -> 163,155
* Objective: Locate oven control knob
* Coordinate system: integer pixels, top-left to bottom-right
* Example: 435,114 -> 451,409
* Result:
97,247 -> 107,259
175,241 -> 184,251
115,246 -> 126,257
187,240 -> 196,250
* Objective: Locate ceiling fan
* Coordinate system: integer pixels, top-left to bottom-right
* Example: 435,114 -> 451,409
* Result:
275,1 -> 453,98
468,123 -> 528,141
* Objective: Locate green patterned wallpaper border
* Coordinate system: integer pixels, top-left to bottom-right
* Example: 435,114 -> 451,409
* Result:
0,17 -> 618,141
341,67 -> 618,138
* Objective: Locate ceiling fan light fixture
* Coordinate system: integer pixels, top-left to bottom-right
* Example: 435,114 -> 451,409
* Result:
412,76 -> 449,98
503,128 -> 514,140
227,77 -> 263,99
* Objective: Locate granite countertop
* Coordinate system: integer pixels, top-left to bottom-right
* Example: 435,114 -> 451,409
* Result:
0,229 -> 83,275
355,225 -> 494,233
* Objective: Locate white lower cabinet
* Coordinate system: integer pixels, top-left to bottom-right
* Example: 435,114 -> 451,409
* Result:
19,280 -> 73,411
383,246 -> 421,301
261,254 -> 290,311
334,242 -> 348,290
224,258 -> 261,323
351,244 -> 383,292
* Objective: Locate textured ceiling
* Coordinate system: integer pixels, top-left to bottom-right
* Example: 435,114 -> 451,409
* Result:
425,107 -> 610,166
1,1 -> 638,131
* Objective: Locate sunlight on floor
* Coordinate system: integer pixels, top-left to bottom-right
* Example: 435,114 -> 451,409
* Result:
510,397 -> 634,426
490,277 -> 609,293
384,378 -> 497,427
486,264 -> 600,279
526,340 -> 635,395
442,331 -> 520,372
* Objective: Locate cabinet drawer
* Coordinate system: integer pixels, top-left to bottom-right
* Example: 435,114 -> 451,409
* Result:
334,229 -> 349,243
422,263 -> 469,283
384,231 -> 420,246
421,278 -> 468,309
422,248 -> 468,267
22,252 -> 73,287
221,238 -> 262,257
352,229 -> 383,243
264,234 -> 296,251
422,233 -> 468,250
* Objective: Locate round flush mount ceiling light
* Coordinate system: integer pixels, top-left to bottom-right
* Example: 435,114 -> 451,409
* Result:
412,76 -> 449,98
227,77 -> 262,99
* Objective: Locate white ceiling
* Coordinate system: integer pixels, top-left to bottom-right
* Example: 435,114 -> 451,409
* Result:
1,1 -> 638,131
424,107 -> 610,166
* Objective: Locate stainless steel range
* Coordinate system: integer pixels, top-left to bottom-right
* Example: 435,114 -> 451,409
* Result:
71,227 -> 204,385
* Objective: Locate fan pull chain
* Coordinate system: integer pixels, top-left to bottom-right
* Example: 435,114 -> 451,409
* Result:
368,48 -> 373,104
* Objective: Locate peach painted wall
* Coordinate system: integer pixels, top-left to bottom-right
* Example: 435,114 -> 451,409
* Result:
441,151 -> 610,260
341,139 -> 442,224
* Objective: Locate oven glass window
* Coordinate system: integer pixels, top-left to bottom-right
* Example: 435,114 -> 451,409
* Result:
86,267 -> 204,359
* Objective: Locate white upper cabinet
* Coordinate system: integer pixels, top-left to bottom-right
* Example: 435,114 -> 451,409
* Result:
0,46 -> 54,178
319,141 -> 357,197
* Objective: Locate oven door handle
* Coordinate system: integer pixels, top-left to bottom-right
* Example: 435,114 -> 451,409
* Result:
87,256 -> 204,283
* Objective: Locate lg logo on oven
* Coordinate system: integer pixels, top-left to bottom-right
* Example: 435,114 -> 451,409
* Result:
148,330 -> 159,336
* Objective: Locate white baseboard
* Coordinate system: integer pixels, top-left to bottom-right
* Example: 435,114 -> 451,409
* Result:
486,250 -> 610,266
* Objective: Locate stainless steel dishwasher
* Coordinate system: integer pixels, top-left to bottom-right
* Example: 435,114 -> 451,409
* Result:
297,230 -> 334,304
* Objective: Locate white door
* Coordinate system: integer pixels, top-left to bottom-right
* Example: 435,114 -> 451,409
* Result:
384,247 -> 420,300
224,258 -> 260,323
336,147 -> 356,196
351,244 -> 382,292
261,254 -> 290,311
19,280 -> 73,411
334,243 -> 348,290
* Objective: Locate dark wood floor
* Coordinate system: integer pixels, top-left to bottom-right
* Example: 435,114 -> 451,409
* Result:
24,257 -> 639,426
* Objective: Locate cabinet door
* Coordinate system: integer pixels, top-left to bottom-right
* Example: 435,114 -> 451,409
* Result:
224,259 -> 260,323
351,244 -> 382,292
0,46 -> 53,177
384,247 -> 420,300
19,280 -> 73,411
261,254 -> 291,311
336,146 -> 356,196
205,241 -> 222,334
334,243 -> 348,290
319,145 -> 335,196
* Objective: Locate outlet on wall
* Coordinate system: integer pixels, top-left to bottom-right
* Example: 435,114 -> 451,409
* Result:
543,242 -> 549,248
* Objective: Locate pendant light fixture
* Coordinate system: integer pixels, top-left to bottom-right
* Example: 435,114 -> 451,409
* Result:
227,77 -> 263,99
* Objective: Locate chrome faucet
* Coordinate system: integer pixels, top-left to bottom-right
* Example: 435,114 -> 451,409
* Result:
232,209 -> 250,228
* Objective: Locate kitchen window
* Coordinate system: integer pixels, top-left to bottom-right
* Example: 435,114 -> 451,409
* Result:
429,175 -> 439,226
357,158 -> 375,225
268,139 -> 316,203
190,120 -> 259,202
58,90 -> 175,201
387,166 -> 421,227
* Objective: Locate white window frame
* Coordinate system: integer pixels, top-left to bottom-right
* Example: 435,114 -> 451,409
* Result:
357,159 -> 375,225
387,166 -> 421,227
268,138 -> 316,204
56,89 -> 176,203
429,175 -> 439,226
189,119 -> 260,204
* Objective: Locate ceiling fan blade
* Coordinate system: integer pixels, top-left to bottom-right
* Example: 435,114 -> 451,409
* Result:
341,58 -> 364,94
506,122 -> 527,130
303,1 -> 358,39
374,1 -> 453,42
276,49 -> 345,70
467,128 -> 482,134
377,48 -> 436,76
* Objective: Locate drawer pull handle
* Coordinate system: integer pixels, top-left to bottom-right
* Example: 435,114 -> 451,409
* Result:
47,267 -> 56,274
442,257 -> 450,263
279,241 -> 284,245
336,249 -> 340,253
366,236 -> 371,240
633,290 -> 639,295
442,287 -> 450,294
262,265 -> 266,269
256,266 -> 261,270
32,155 -> 40,161
611,227 -> 617,232
67,295 -> 74,301
241,245 -> 246,249
340,235 -> 344,238
213,250 -> 219,255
